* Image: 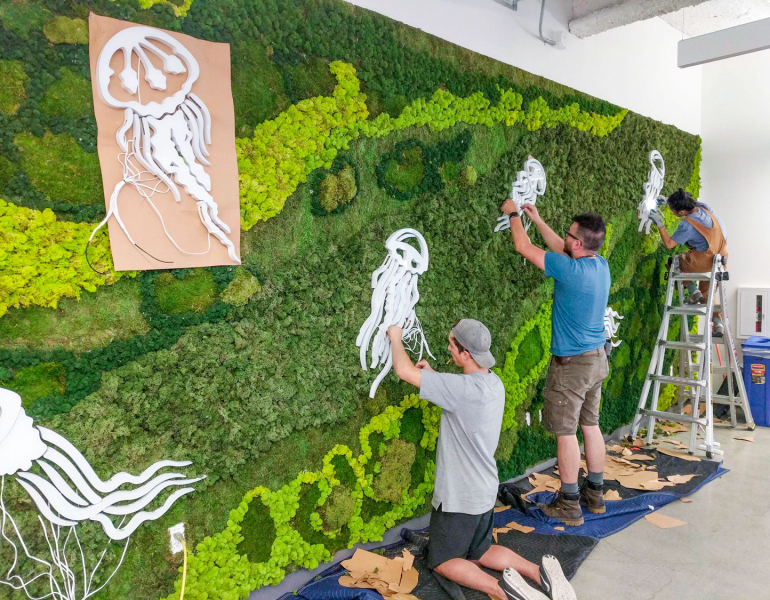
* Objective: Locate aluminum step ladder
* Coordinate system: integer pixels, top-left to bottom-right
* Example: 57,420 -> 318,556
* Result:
630,254 -> 754,458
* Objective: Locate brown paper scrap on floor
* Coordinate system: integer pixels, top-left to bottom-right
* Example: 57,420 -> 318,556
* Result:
626,454 -> 655,461
621,447 -> 633,457
645,513 -> 687,529
493,527 -> 511,543
554,526 -> 565,531
639,479 -> 676,491
615,470 -> 670,491
633,438 -> 645,447
402,549 -> 414,572
339,548 -> 420,598
680,497 -> 693,503
494,505 -> 511,513
607,444 -> 625,453
657,447 -> 701,462
667,474 -> 696,484
603,489 -> 622,501
735,436 -> 755,442
506,521 -> 536,534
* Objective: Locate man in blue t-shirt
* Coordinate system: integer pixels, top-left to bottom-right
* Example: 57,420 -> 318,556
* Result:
501,199 -> 611,527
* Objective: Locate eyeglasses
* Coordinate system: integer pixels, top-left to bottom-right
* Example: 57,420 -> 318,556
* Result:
564,230 -> 582,243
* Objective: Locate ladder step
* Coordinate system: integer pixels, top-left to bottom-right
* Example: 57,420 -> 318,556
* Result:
639,409 -> 707,425
713,394 -> 744,405
650,374 -> 708,387
659,340 -> 706,351
666,305 -> 709,316
671,273 -> 712,281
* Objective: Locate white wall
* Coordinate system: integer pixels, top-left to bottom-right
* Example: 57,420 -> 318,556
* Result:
344,0 -> 702,134
699,49 -> 770,349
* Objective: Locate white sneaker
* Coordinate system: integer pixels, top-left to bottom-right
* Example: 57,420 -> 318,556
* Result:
539,555 -> 577,600
501,567 -> 550,600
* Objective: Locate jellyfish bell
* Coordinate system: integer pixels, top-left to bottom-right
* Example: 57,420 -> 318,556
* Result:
0,388 -> 46,477
96,26 -> 197,120
385,228 -> 429,274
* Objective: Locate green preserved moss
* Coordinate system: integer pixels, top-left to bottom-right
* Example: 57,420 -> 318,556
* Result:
15,132 -> 102,205
39,67 -> 93,120
0,59 -> 27,115
43,16 -> 88,44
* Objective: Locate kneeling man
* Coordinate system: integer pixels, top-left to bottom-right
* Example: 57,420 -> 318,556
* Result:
387,319 -> 577,600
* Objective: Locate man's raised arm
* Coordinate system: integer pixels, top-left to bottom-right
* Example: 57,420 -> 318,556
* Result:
522,205 -> 565,254
501,200 -> 546,271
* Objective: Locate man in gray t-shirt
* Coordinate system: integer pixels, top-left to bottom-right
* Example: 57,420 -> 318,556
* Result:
387,319 -> 575,600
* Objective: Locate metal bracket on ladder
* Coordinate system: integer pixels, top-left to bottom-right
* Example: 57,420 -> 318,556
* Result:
630,254 -> 755,458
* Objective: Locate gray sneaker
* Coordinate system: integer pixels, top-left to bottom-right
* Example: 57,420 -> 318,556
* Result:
539,555 -> 577,600
501,567 -> 550,600
687,290 -> 704,305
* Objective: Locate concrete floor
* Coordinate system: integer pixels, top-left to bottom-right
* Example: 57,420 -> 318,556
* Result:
571,425 -> 770,600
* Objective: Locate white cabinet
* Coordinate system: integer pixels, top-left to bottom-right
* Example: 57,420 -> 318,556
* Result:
737,288 -> 769,338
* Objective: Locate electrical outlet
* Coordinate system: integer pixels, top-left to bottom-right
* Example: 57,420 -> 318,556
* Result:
168,523 -> 185,554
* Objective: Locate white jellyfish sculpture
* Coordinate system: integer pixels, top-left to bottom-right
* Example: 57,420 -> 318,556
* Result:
604,307 -> 624,349
0,388 -> 204,600
357,229 -> 435,399
495,157 -> 547,234
89,25 -> 239,265
637,150 -> 666,235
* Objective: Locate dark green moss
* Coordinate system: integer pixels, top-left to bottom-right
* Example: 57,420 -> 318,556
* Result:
236,498 -> 275,564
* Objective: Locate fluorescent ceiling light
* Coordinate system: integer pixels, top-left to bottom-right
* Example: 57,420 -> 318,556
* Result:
679,16 -> 770,68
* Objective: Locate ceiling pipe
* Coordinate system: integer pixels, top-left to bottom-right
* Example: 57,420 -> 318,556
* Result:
538,0 -> 556,46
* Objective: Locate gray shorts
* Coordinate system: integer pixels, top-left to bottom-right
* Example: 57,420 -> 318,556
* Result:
543,347 -> 609,436
427,504 -> 494,569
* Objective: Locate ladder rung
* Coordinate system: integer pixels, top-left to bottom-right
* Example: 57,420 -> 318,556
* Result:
713,394 -> 743,404
671,273 -> 712,281
666,305 -> 709,316
650,374 -> 708,387
640,409 -> 707,425
712,365 -> 729,373
659,340 -> 706,351
688,334 -> 705,343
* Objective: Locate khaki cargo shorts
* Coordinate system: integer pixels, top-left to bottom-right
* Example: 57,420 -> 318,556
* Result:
543,347 -> 609,436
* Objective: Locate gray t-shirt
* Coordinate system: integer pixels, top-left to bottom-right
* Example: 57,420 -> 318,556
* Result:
420,370 -> 505,515
671,202 -> 727,252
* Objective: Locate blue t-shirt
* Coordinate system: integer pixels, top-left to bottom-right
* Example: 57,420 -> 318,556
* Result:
671,202 -> 727,252
545,253 -> 610,357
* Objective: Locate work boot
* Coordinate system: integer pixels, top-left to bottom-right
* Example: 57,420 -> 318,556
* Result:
687,289 -> 704,304
579,482 -> 606,514
537,491 -> 584,527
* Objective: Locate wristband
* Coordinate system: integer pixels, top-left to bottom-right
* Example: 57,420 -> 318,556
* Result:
508,212 -> 520,218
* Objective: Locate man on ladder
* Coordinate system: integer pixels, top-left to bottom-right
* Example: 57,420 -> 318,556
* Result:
634,189 -> 753,457
649,188 -> 727,336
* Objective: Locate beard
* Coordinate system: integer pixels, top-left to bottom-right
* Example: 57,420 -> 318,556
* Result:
564,245 -> 573,258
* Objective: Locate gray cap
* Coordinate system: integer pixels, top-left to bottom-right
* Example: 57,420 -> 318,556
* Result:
452,319 -> 495,368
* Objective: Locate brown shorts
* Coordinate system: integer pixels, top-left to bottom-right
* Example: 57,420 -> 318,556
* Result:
543,347 -> 609,436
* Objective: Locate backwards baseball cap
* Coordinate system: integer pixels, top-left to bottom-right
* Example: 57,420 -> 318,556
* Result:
451,319 -> 495,369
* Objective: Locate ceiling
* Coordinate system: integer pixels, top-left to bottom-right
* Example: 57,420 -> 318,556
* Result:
661,0 -> 770,38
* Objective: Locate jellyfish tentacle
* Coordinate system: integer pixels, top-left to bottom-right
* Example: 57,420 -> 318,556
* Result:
39,428 -> 191,493
36,459 -> 89,508
15,481 -> 77,528
90,488 -> 196,542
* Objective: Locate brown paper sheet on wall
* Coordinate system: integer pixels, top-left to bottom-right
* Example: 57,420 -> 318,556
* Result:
89,13 -> 240,271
